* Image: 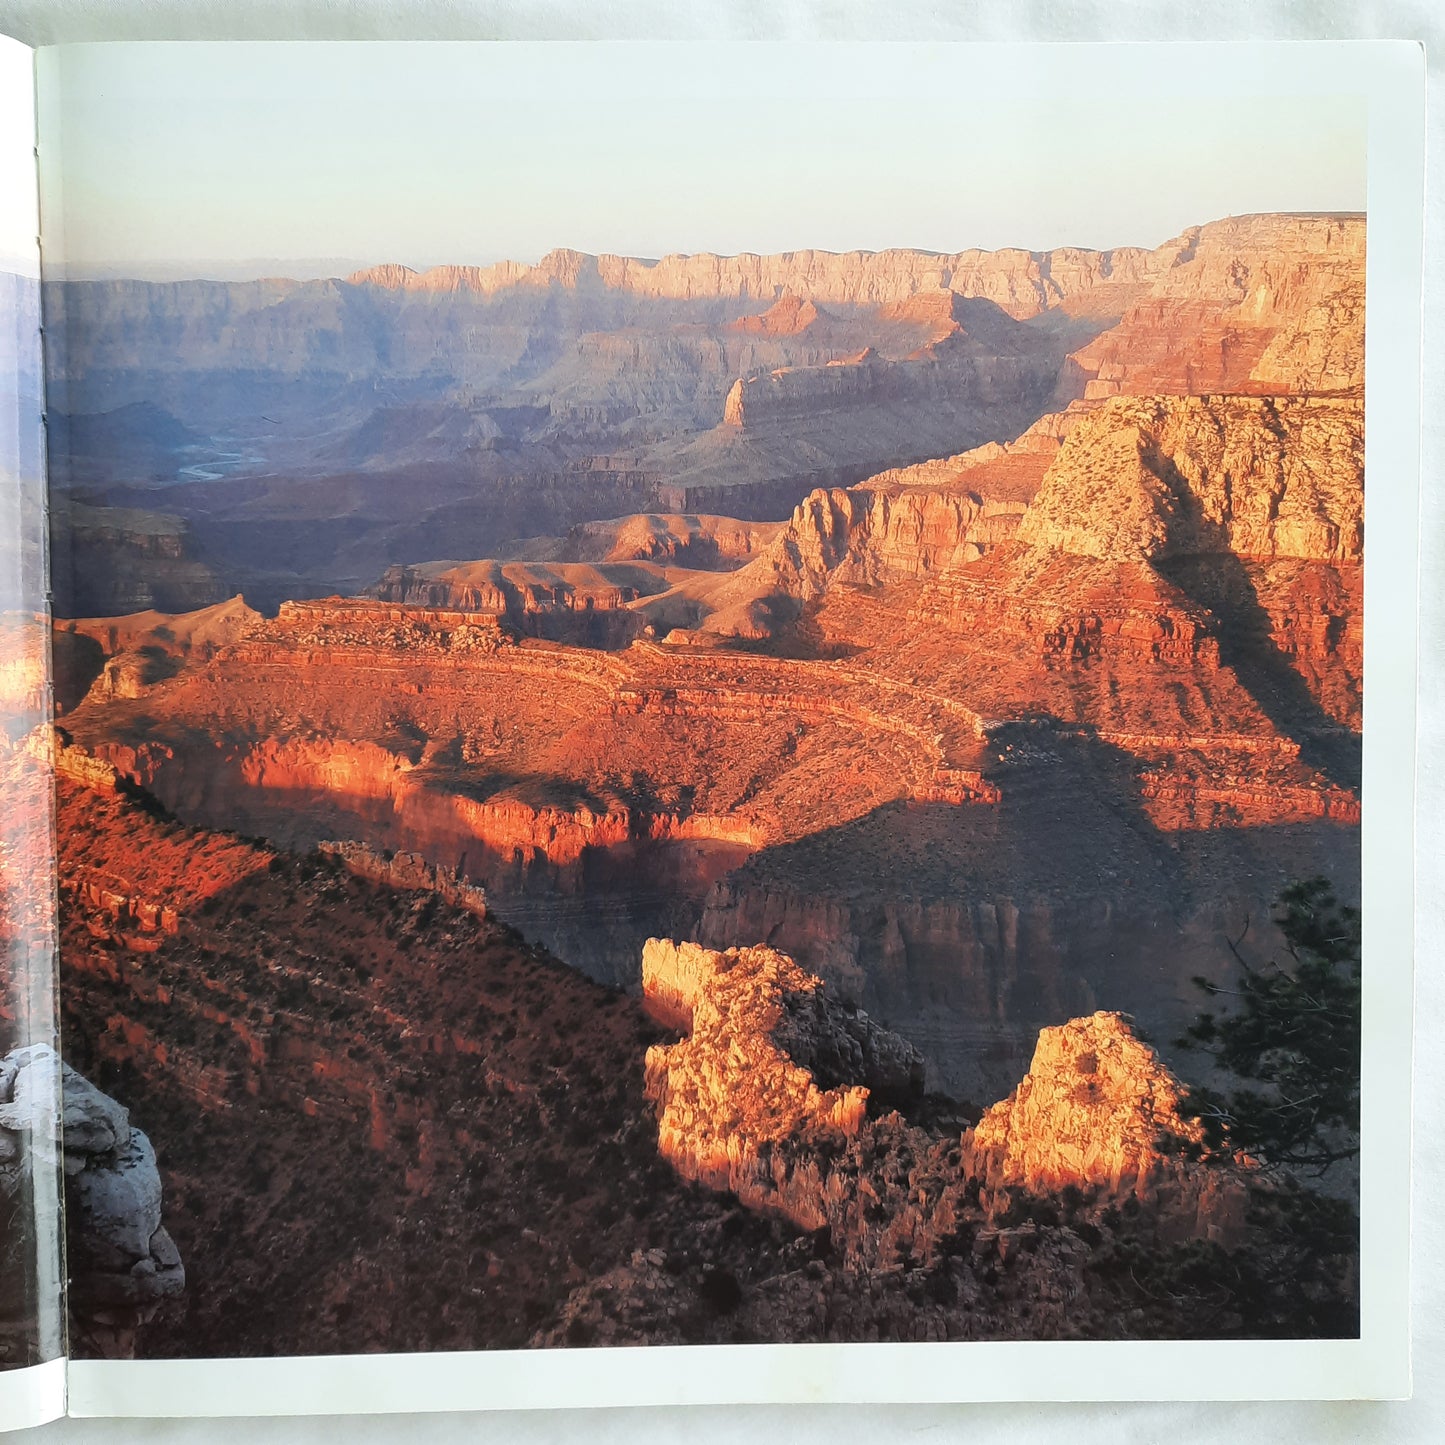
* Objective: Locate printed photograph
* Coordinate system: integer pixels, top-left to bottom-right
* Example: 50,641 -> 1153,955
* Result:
12,43 -> 1368,1358
0,37 -> 63,1374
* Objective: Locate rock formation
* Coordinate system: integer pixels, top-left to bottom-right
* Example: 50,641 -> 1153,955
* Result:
642,940 -> 1250,1266
46,212 -> 1363,612
54,595 -> 262,712
48,501 -> 225,619
968,1014 -> 1248,1243
45,751 -> 1325,1350
1014,393 -> 1362,564
1068,214 -> 1364,398
727,294 -> 827,336
317,840 -> 488,919
343,237 -> 1171,315
679,481 -> 1029,636
0,1044 -> 183,1358
371,559 -> 663,623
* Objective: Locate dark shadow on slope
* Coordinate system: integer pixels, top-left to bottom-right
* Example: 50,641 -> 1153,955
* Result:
694,721 -> 1360,1101
1142,437 -> 1361,795
1158,550 -> 1361,794
52,809 -> 819,1360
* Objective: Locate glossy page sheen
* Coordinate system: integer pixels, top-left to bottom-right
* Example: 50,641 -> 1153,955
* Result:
0,29 -> 68,1435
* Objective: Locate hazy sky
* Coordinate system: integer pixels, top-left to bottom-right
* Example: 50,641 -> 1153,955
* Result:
35,42 -> 1368,279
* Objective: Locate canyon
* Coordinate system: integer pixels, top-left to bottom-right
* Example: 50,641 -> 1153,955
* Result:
52,376 -> 1362,1098
35,209 -> 1365,1349
21,735 -> 1345,1352
44,212 -> 1360,610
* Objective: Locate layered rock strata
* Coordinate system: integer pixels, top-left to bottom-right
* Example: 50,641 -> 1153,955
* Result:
687,483 -> 1028,636
42,734 -> 1352,1348
719,335 -> 1051,435
344,239 -> 1168,316
48,502 -> 225,618
317,840 -> 489,919
57,600 -> 998,865
50,213 -> 1363,614
1068,214 -> 1364,398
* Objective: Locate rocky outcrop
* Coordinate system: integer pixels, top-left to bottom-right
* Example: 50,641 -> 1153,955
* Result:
642,940 -> 1251,1266
49,596 -> 260,708
727,294 -> 827,336
642,941 -> 921,1234
371,559 -> 665,617
48,732 -> 126,794
0,1045 -> 183,1358
720,338 -> 1049,433
256,599 -> 513,654
361,518 -> 785,610
968,1013 -> 1246,1241
643,938 -> 924,1096
697,483 -> 1026,630
1068,214 -> 1364,398
317,840 -> 488,919
1016,393 -> 1363,564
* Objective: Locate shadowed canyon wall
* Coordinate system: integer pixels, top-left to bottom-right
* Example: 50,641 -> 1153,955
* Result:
33,746 -> 1324,1350
40,208 -> 1365,1349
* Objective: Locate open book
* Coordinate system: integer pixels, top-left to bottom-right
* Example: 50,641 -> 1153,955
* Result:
0,34 -> 1425,1431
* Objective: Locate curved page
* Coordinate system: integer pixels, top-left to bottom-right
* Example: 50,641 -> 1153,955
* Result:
0,30 -> 67,1435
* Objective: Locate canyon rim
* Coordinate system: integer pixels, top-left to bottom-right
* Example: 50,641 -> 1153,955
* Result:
3,39 -> 1404,1384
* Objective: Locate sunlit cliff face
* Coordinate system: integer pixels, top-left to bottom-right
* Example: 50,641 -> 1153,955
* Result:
27,212 -> 1365,1351
641,939 -> 1252,1265
49,218 -> 1363,1088
37,749 -> 1300,1353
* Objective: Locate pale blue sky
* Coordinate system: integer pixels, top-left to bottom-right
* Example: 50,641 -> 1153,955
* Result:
35,42 -> 1368,279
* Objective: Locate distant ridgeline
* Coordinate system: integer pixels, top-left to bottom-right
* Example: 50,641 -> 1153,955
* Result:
40,213 -> 1362,614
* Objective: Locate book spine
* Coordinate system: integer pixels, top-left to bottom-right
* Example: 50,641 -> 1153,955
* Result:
0,32 -> 67,1402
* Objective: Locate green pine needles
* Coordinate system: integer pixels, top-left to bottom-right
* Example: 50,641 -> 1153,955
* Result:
1179,877 -> 1361,1177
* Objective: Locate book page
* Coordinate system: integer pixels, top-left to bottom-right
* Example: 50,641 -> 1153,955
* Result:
28,37 -> 1421,1418
0,31 -> 68,1436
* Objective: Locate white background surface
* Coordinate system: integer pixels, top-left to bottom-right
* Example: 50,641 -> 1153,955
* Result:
0,1 -> 1438,1440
